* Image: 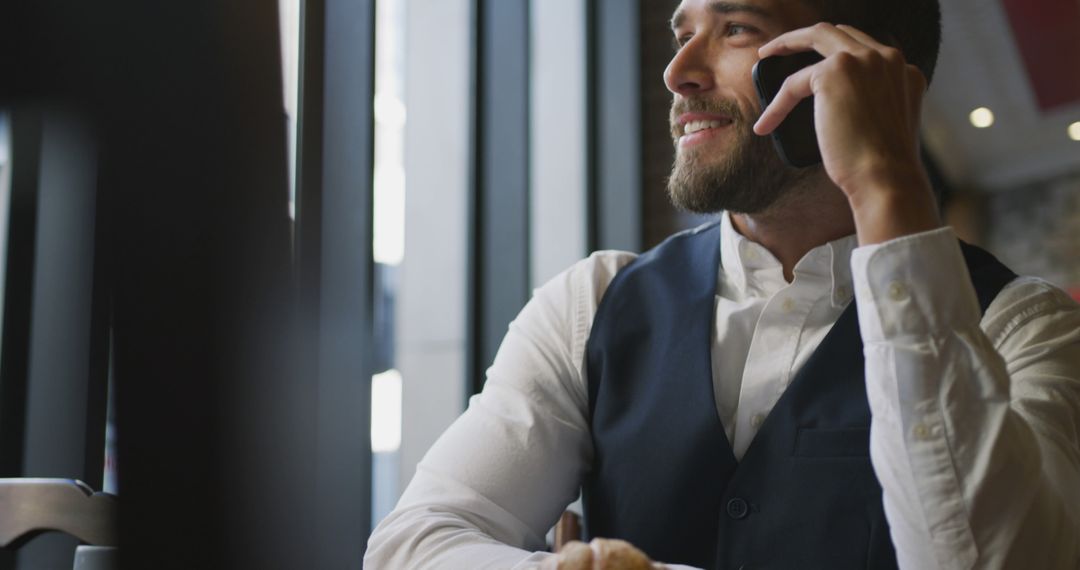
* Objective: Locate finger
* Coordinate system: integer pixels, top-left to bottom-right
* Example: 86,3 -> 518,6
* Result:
759,22 -> 866,59
753,64 -> 816,135
833,24 -> 890,51
906,63 -> 929,93
835,24 -> 914,76
590,538 -> 654,568
558,541 -> 593,570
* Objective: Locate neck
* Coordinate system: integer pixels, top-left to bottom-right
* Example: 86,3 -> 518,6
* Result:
730,178 -> 855,282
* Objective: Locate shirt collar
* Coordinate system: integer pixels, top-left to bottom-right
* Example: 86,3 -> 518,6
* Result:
719,212 -> 856,307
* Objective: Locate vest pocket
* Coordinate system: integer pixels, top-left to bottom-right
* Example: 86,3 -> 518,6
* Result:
793,426 -> 870,458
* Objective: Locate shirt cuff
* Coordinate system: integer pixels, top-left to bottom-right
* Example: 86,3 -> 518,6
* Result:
850,227 -> 982,342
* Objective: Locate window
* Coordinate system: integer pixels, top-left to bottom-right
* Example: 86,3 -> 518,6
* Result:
279,0 -> 406,532
0,112 -> 10,355
280,0 -> 301,218
371,0 -> 407,529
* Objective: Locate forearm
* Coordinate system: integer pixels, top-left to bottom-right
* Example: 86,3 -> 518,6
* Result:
364,376 -> 588,569
845,167 -> 940,247
365,470 -> 555,569
366,254 -> 621,569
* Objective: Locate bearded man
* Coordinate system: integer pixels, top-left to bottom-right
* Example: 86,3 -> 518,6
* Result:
365,0 -> 1080,568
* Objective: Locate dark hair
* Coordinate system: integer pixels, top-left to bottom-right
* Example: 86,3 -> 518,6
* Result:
805,0 -> 942,83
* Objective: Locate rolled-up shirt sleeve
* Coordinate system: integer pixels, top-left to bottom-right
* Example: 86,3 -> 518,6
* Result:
852,227 -> 1080,570
364,252 -> 635,569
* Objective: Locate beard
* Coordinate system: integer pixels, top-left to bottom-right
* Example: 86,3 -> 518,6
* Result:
666,97 -> 814,214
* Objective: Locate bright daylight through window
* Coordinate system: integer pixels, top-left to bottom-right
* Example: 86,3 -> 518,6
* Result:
370,0 -> 407,528
0,113 -> 9,355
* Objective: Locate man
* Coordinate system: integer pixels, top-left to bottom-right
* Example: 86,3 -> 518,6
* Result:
365,0 -> 1080,568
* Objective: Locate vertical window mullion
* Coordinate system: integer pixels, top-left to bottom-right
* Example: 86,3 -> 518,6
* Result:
592,0 -> 642,253
16,110 -> 100,570
474,0 -> 531,395
398,0 -> 474,504
0,109 -> 41,482
296,0 -> 378,561
529,0 -> 589,288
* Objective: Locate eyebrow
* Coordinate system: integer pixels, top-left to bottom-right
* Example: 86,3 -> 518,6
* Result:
670,1 -> 774,31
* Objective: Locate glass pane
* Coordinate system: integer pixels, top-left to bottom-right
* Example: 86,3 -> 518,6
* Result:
371,0 -> 407,530
280,0 -> 301,219
0,112 -> 10,357
103,331 -> 118,494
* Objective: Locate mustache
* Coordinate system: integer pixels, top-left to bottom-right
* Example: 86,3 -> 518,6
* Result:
670,97 -> 746,139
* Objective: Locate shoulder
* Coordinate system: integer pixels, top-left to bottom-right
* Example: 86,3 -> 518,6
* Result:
532,250 -> 639,317
544,219 -> 722,297
528,221 -> 722,344
593,220 -> 724,295
512,251 -> 639,396
983,275 -> 1080,350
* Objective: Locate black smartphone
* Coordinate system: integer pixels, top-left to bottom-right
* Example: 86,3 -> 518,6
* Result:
752,52 -> 825,168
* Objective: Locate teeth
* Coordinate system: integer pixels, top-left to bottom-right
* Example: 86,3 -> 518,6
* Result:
684,119 -> 729,135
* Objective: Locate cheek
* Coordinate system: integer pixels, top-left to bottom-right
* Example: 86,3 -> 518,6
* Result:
721,55 -> 764,116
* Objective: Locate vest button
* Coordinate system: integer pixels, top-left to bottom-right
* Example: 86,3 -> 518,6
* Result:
726,497 -> 749,519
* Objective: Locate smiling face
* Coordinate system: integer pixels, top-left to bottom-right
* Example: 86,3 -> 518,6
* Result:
665,0 -> 822,214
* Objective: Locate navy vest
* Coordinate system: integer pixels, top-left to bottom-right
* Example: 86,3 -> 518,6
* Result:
582,222 -> 1016,570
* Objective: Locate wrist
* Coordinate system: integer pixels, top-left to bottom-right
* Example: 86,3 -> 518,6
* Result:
841,157 -> 930,200
845,166 -> 941,246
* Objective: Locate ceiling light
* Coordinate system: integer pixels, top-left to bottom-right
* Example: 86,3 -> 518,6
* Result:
969,107 -> 995,129
1069,121 -> 1080,141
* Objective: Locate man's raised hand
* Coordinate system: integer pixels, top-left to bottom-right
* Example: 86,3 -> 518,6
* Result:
752,23 -> 941,245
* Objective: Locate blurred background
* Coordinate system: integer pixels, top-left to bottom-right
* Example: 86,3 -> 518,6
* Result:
0,0 -> 1077,567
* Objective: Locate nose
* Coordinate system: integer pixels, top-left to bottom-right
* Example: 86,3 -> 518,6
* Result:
664,37 -> 715,96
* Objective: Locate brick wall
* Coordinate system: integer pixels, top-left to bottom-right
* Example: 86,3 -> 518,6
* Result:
980,172 -> 1080,293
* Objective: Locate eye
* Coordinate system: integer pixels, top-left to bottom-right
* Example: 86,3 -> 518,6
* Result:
721,23 -> 756,36
725,23 -> 756,37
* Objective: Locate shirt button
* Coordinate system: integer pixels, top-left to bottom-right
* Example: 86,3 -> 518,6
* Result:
913,423 -> 931,440
726,497 -> 750,520
781,298 -> 795,313
743,246 -> 759,261
888,281 -> 909,301
750,413 -> 765,429
836,285 -> 851,301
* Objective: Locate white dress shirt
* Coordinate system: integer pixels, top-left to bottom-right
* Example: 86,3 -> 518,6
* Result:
365,214 -> 1080,570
